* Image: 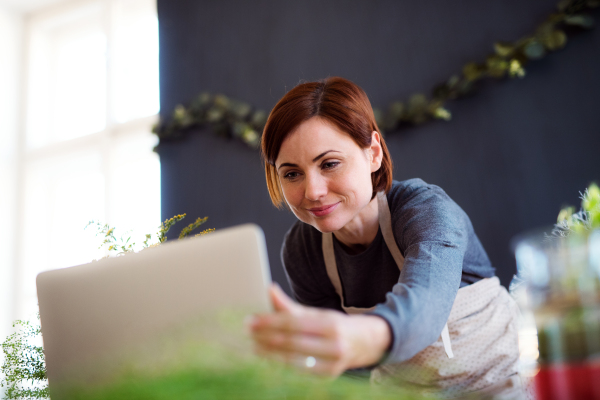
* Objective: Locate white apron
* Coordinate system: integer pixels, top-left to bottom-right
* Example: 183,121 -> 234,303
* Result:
322,192 -> 526,398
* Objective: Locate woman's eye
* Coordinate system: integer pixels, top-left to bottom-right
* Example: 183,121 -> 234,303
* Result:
283,171 -> 300,180
322,161 -> 340,170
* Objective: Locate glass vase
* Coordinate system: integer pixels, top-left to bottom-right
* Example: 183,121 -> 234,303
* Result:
513,228 -> 600,400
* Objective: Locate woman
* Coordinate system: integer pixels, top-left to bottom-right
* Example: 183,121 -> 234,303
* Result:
249,77 -> 523,397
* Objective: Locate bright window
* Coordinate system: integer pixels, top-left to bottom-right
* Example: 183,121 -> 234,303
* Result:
15,0 -> 161,321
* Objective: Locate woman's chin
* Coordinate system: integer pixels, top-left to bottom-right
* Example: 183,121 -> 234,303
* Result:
293,208 -> 346,233
306,216 -> 344,234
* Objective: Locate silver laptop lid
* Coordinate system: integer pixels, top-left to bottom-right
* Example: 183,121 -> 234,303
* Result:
36,223 -> 271,386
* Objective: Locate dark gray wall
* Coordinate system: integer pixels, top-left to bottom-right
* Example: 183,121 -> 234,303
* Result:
157,0 -> 600,291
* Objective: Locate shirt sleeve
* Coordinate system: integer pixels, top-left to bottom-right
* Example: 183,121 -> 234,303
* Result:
368,182 -> 467,364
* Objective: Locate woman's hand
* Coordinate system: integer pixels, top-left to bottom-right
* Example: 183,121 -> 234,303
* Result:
248,284 -> 391,377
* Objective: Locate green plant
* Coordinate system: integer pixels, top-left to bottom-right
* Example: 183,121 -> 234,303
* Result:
1,319 -> 48,400
53,315 -> 424,400
178,216 -> 213,239
553,182 -> 600,237
61,355 -> 423,400
85,222 -> 135,255
153,93 -> 267,148
153,0 -> 599,147
1,214 -> 213,400
86,213 -> 213,255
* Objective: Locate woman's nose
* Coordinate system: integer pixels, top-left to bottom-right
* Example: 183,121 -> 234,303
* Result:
304,173 -> 327,201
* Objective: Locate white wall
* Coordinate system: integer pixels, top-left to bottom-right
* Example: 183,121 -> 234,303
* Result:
0,4 -> 23,379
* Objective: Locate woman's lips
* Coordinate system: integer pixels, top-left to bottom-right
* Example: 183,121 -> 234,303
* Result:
307,202 -> 340,217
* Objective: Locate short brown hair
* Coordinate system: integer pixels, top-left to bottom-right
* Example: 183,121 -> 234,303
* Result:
261,76 -> 393,208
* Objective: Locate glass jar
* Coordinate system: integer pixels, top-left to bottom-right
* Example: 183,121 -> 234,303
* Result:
513,228 -> 600,400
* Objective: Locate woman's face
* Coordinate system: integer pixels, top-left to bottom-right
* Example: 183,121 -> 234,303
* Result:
275,117 -> 382,233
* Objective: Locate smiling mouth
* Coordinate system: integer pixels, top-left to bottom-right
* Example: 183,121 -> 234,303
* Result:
307,202 -> 340,217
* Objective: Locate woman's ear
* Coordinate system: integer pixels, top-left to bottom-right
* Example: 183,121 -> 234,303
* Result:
369,131 -> 383,173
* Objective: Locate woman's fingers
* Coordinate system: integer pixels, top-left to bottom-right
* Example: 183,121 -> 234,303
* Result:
251,330 -> 343,361
269,283 -> 298,313
250,309 -> 342,337
248,288 -> 362,377
253,343 -> 346,377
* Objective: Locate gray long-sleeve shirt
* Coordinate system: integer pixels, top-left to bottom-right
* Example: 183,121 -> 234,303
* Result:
281,178 -> 495,365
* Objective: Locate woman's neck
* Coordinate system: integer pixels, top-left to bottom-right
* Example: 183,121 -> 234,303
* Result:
333,196 -> 379,254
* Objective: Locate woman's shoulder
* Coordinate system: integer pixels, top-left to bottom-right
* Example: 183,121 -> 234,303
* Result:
387,178 -> 453,208
387,178 -> 470,246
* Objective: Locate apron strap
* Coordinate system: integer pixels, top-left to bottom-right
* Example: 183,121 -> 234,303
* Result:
322,192 -> 454,359
441,323 -> 454,358
323,232 -> 377,314
322,232 -> 344,301
377,192 -> 405,268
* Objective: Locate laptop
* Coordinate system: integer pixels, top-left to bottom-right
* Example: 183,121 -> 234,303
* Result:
36,223 -> 272,389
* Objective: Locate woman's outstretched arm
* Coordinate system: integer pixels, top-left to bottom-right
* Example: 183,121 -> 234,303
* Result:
248,284 -> 391,376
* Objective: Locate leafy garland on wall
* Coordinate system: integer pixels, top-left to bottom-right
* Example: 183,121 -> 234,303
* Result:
152,0 -> 599,149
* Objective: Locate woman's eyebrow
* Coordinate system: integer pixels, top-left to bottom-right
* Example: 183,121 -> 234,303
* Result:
277,162 -> 297,170
277,150 -> 341,171
312,150 -> 340,162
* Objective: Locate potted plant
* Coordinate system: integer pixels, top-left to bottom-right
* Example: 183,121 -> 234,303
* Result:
513,183 -> 600,400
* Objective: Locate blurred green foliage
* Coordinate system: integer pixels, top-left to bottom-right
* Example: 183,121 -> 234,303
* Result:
55,340 -> 424,400
153,93 -> 266,149
1,319 -> 48,400
554,182 -> 600,236
153,0 -> 599,147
